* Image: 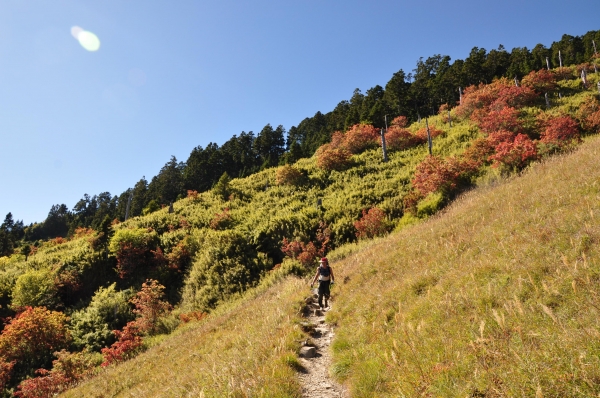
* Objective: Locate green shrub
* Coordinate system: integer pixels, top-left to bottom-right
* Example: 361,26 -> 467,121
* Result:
417,191 -> 446,218
69,283 -> 134,351
181,230 -> 271,311
142,200 -> 161,215
11,269 -> 58,309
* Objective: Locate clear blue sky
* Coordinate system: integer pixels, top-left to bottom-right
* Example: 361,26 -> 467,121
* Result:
1,0 -> 598,224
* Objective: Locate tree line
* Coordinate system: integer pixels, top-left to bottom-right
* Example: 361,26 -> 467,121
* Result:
2,30 -> 598,250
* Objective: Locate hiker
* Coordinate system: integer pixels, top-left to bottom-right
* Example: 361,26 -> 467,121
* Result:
310,257 -> 335,310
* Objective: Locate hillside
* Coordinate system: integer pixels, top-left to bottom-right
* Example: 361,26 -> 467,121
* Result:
0,64 -> 598,395
62,115 -> 600,397
3,30 -> 597,248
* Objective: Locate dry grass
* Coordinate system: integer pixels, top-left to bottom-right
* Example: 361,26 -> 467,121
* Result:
326,135 -> 600,397
62,135 -> 600,397
62,274 -> 308,397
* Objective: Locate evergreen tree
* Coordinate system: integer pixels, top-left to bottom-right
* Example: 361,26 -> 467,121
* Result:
213,172 -> 231,201
253,124 -> 285,168
43,204 -> 70,238
183,143 -> 223,193
147,156 -> 185,205
130,178 -> 148,218
383,69 -> 412,121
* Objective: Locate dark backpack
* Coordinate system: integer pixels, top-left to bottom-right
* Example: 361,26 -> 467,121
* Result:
319,266 -> 331,277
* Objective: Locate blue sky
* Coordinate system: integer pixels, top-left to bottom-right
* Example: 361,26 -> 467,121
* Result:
0,0 -> 598,224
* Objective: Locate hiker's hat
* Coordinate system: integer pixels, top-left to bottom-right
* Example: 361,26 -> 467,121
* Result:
319,257 -> 328,263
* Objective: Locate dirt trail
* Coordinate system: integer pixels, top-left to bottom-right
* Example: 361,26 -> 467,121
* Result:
297,294 -> 347,398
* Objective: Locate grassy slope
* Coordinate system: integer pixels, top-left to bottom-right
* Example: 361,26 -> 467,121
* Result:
63,271 -> 308,397
65,132 -> 600,397
328,135 -> 600,397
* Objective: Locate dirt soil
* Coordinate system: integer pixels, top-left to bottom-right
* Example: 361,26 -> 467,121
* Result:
297,293 -> 347,398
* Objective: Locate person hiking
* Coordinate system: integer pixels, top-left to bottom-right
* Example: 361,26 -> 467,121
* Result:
310,257 -> 335,310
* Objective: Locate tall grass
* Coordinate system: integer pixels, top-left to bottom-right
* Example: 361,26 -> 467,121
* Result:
62,271 -> 308,397
327,135 -> 600,396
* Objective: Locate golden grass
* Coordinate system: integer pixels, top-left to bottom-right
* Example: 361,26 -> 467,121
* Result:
62,274 -> 308,397
56,83 -> 600,397
326,135 -> 600,396
63,133 -> 600,397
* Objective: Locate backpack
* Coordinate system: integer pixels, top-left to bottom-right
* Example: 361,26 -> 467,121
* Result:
318,265 -> 331,280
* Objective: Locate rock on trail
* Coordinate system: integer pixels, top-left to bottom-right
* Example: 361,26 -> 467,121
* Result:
297,295 -> 347,398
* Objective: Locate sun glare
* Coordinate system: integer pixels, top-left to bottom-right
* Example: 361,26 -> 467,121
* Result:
71,26 -> 101,52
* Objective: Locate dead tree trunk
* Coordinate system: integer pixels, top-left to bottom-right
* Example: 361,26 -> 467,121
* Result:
426,118 -> 432,155
380,128 -> 388,162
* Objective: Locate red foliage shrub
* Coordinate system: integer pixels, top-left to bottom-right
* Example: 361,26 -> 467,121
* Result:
412,155 -> 481,199
521,69 -> 557,93
281,239 -> 317,268
412,156 -> 462,196
576,96 -> 600,133
281,222 -> 330,268
179,311 -> 206,324
100,321 -> 142,366
115,242 -> 150,279
0,360 -> 15,391
130,279 -> 172,335
575,63 -> 591,75
487,130 -> 517,147
209,208 -> 233,230
462,138 -> 495,167
456,78 -> 537,119
472,106 -> 524,135
316,146 -> 353,171
179,217 -> 191,230
73,227 -> 94,238
489,133 -> 537,169
414,125 -> 444,142
100,280 -> 171,365
50,237 -> 66,245
329,131 -> 345,149
0,307 -> 69,389
275,164 -> 304,186
14,368 -> 70,398
14,350 -> 98,398
492,85 -> 537,110
54,269 -> 82,305
315,221 -> 331,255
296,242 -> 318,267
390,116 -> 408,128
186,190 -> 199,200
384,126 -> 422,151
554,66 -> 574,80
539,115 -> 581,147
0,307 -> 70,369
165,242 -> 191,271
280,238 -> 303,259
402,191 -> 422,213
343,124 -> 380,154
354,208 -> 390,240
438,103 -> 449,115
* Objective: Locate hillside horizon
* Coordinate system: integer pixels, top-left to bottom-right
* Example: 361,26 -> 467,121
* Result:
2,29 -> 598,230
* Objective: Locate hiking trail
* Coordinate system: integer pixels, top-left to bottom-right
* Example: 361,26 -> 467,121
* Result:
297,293 -> 347,398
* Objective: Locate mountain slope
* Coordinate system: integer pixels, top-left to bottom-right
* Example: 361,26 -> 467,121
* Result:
64,133 -> 600,396
328,134 -> 600,396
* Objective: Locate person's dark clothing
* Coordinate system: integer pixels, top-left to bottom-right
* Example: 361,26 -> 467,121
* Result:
318,280 -> 330,308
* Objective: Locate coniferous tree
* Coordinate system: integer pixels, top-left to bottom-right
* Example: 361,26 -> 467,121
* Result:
43,204 -> 70,239
183,143 -> 222,193
147,156 -> 185,205
253,124 -> 285,168
130,178 -> 148,218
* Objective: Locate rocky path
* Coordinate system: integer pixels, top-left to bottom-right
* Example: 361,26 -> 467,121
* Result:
297,293 -> 347,398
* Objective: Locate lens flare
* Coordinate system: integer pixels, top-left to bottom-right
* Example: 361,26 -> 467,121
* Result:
71,26 -> 101,52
